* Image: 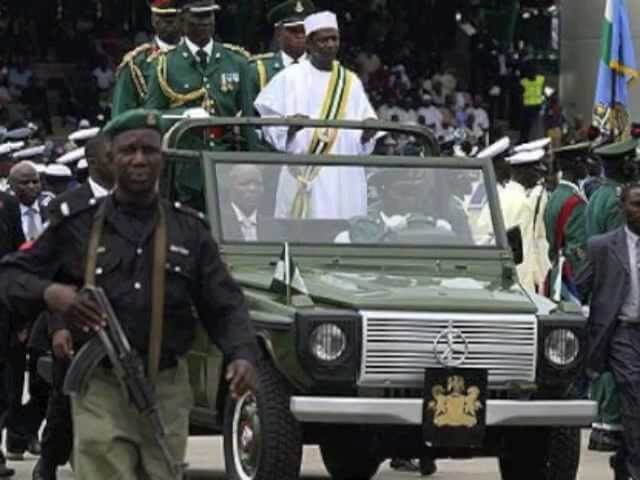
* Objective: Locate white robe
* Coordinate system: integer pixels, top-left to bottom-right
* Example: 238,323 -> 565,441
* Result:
521,184 -> 551,292
254,60 -> 376,219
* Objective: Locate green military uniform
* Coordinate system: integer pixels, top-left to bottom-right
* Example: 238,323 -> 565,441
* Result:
111,41 -> 165,117
585,140 -> 638,443
111,0 -> 180,117
145,40 -> 255,208
249,0 -> 316,93
145,41 -> 253,121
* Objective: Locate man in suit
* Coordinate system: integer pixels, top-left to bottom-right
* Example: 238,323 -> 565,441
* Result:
5,161 -> 50,461
32,134 -> 115,480
221,164 -> 264,241
577,182 -> 640,480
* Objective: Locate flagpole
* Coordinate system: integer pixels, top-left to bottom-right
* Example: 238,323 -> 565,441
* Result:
284,242 -> 291,304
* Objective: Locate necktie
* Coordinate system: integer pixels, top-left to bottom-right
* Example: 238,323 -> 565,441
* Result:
25,208 -> 39,240
196,49 -> 208,69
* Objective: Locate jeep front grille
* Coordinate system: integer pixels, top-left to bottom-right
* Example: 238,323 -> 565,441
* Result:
358,311 -> 537,387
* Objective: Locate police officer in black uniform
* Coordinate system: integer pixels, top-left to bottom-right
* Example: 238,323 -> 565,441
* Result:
0,109 -> 258,479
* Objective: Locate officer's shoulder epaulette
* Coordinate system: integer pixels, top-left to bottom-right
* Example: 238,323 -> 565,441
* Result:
249,52 -> 276,63
171,201 -> 209,226
48,194 -> 102,227
222,43 -> 252,60
117,43 -> 156,72
146,46 -> 175,64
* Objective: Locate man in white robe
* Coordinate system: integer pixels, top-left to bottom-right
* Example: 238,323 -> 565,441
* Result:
254,10 -> 378,220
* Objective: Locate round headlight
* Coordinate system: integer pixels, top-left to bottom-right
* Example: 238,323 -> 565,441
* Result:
544,329 -> 580,367
309,324 -> 347,362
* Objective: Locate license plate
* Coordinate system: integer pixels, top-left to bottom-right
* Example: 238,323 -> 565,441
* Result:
422,367 -> 488,447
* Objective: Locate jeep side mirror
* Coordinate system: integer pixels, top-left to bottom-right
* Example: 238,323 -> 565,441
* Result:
507,226 -> 523,265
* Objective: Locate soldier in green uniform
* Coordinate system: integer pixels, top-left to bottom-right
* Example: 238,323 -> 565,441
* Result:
250,0 -> 316,93
584,139 -> 638,456
145,0 -> 255,209
544,142 -> 589,275
111,0 -> 183,117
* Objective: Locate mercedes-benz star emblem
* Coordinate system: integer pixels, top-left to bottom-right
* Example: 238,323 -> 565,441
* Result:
433,327 -> 469,367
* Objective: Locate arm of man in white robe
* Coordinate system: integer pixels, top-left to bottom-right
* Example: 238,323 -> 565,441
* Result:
254,71 -> 291,152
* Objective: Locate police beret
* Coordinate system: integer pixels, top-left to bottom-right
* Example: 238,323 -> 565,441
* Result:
102,109 -> 163,139
267,0 -> 316,26
593,138 -> 638,161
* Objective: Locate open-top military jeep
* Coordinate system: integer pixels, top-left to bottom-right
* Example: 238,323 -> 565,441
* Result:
163,118 -> 596,480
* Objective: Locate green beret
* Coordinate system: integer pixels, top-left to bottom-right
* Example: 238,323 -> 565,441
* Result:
593,138 -> 638,161
267,0 -> 316,26
102,109 -> 163,139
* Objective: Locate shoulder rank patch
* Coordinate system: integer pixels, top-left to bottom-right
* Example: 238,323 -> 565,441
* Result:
223,43 -> 252,60
250,52 -> 275,62
48,195 -> 101,227
172,201 -> 209,225
117,42 -> 155,72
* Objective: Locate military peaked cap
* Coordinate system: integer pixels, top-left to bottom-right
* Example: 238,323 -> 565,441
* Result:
102,109 -> 163,139
267,0 -> 316,26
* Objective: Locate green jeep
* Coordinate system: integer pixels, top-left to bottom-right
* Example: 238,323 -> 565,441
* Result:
163,118 -> 596,480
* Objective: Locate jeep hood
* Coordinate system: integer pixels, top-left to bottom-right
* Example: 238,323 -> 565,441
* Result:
233,264 -> 536,314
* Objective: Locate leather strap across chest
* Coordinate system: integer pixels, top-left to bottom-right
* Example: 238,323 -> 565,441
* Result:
84,200 -> 168,383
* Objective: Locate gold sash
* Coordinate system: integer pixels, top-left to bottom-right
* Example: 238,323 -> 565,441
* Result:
289,62 -> 354,219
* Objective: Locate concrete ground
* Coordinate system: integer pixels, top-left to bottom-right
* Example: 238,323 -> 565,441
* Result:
9,431 -> 612,479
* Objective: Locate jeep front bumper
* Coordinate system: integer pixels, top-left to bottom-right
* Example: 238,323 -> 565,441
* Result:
290,397 -> 596,427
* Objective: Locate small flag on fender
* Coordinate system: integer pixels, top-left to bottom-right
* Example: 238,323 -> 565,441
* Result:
270,242 -> 308,296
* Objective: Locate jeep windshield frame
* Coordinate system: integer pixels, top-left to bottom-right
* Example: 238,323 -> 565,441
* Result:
162,117 -> 509,260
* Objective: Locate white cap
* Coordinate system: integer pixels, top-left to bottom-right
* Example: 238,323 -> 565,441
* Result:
33,163 -> 47,174
506,149 -> 546,165
45,164 -> 73,178
6,127 -> 33,141
304,11 -> 338,36
0,141 -> 25,156
56,147 -> 86,165
12,145 -> 46,160
68,127 -> 100,143
77,158 -> 89,170
78,119 -> 91,129
475,136 -> 511,159
513,137 -> 551,153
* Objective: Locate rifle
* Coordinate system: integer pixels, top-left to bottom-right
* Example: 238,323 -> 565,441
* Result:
63,286 -> 187,479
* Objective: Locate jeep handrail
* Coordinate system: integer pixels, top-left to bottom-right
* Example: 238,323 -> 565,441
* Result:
161,116 -> 440,155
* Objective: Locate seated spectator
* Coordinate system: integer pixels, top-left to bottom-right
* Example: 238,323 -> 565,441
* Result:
417,94 -> 444,138
8,57 -> 33,100
91,55 -> 115,98
466,94 -> 490,140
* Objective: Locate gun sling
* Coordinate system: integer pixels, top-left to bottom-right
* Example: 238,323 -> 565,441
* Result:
84,200 -> 168,382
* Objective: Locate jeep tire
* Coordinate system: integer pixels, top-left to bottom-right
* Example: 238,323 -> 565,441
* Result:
320,430 -> 381,480
223,357 -> 302,480
498,427 -> 580,480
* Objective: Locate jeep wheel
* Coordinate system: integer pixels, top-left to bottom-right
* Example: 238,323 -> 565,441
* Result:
498,427 -> 580,480
320,431 -> 381,480
223,358 -> 302,480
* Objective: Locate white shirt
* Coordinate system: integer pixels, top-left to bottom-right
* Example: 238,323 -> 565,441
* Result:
255,60 -> 377,220
184,37 -> 213,63
20,201 -> 44,240
231,203 -> 258,241
280,51 -> 306,68
88,177 -> 110,198
467,107 -> 490,137
417,106 -> 443,136
92,67 -> 114,91
155,35 -> 176,52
